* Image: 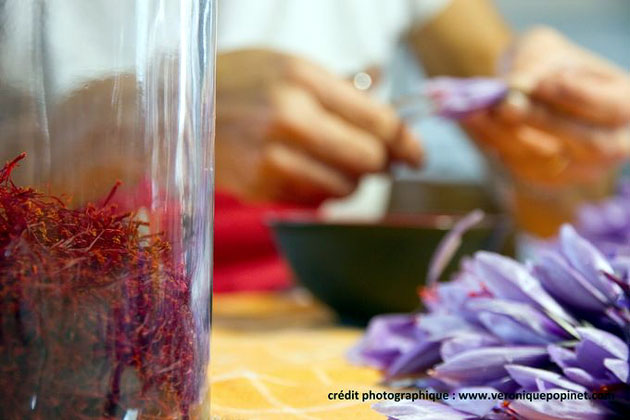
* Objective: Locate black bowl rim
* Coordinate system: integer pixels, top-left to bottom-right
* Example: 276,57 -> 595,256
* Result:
267,211 -> 506,231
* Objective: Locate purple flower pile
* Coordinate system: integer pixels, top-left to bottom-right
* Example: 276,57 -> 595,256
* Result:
351,213 -> 630,419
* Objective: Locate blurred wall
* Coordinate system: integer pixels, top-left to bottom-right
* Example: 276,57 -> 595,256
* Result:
496,0 -> 630,68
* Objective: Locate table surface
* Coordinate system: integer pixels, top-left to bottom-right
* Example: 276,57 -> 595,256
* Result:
210,290 -> 385,419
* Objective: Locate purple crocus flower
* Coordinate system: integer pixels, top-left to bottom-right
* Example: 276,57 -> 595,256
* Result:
351,214 -> 630,419
425,77 -> 508,119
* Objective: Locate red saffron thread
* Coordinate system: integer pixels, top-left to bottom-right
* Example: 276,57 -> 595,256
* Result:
0,155 -> 206,419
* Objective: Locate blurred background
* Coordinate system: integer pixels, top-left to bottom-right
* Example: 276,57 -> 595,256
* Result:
214,0 -> 630,307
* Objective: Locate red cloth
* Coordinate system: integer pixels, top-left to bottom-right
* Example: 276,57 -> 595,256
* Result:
115,182 -> 295,292
214,191 -> 307,293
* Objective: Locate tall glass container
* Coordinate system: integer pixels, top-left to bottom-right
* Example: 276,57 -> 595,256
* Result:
0,1 -> 215,418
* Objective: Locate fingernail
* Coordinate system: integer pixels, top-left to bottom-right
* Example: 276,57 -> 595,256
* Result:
509,73 -> 537,94
497,91 -> 530,123
398,127 -> 424,167
505,90 -> 530,111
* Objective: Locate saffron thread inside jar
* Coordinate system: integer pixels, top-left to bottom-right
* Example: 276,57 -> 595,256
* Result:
0,154 -> 205,419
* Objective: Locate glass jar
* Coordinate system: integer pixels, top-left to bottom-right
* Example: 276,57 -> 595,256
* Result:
0,1 -> 215,418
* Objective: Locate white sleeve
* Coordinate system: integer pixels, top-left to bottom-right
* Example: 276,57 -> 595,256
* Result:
410,0 -> 453,26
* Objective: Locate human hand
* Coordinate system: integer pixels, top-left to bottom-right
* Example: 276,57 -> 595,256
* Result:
216,49 -> 423,204
0,76 -> 144,202
463,27 -> 630,187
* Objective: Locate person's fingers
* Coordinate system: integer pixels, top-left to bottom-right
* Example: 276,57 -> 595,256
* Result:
284,57 -> 423,167
509,27 -> 567,73
464,110 -> 562,158
496,98 -> 630,164
464,109 -> 624,186
507,27 -> 630,126
392,125 -> 424,166
530,67 -> 630,127
463,110 -> 574,185
270,85 -> 387,175
259,142 -> 357,204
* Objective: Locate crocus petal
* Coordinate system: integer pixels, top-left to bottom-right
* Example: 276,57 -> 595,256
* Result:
547,344 -> 578,369
427,210 -> 485,287
387,340 -> 442,379
467,298 -> 572,344
508,389 -> 612,420
611,256 -> 630,283
559,225 -> 622,302
604,307 -> 628,329
576,327 -> 629,377
563,367 -> 598,388
473,252 -> 573,322
373,400 -> 475,420
578,327 -> 629,360
560,225 -> 614,276
577,186 -> 630,256
426,270 -> 488,316
418,313 -> 472,341
348,314 -> 422,369
440,333 -> 500,361
446,386 -> 500,417
535,252 -> 608,312
426,77 -> 508,119
485,376 -> 520,393
432,346 -> 548,386
386,313 -> 479,378
408,377 -> 450,392
603,358 -> 629,383
505,365 -> 586,392
578,200 -> 630,241
479,313 -> 553,345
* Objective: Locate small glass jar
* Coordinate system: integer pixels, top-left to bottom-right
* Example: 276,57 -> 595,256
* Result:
0,1 -> 215,418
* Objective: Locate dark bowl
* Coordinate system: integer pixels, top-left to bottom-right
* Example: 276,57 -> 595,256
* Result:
270,212 -> 511,324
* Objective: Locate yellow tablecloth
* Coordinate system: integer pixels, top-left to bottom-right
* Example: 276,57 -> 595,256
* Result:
210,291 -> 385,419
